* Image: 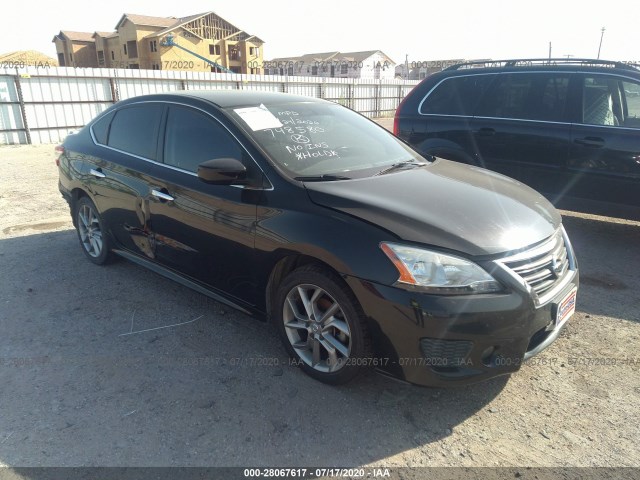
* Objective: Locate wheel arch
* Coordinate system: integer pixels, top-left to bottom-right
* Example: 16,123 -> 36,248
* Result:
69,187 -> 91,227
265,254 -> 348,323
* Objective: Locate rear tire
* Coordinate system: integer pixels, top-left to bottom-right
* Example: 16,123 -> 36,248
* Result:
74,196 -> 112,265
274,264 -> 372,385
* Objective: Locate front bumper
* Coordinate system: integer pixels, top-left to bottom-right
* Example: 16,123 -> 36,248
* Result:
344,268 -> 578,387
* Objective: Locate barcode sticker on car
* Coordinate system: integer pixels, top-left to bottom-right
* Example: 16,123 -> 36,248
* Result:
234,104 -> 283,131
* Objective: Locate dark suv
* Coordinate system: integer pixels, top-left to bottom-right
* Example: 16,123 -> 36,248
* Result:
394,59 -> 640,219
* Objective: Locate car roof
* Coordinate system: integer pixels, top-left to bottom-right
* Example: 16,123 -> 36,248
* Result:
441,58 -> 640,77
121,90 -> 331,109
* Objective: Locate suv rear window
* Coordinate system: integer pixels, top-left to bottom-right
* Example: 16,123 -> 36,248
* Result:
420,75 -> 493,116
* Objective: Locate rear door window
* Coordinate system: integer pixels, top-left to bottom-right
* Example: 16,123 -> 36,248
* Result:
420,75 -> 493,116
107,104 -> 163,159
476,73 -> 569,122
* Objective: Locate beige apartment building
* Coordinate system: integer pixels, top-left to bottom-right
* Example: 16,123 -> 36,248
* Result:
53,12 -> 265,73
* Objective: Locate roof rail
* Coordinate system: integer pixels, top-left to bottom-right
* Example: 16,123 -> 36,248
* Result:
445,58 -> 640,72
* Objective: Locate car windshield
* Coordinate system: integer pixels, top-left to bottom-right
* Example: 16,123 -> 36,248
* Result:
226,101 -> 426,178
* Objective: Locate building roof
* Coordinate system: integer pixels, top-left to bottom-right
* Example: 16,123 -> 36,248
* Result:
340,50 -> 394,64
116,13 -> 177,29
53,31 -> 96,43
149,12 -> 210,39
0,50 -> 58,65
271,50 -> 395,65
93,31 -> 118,39
145,11 -> 264,44
271,52 -> 340,63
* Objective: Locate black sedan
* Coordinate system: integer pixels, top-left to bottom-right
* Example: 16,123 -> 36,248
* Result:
57,91 -> 579,387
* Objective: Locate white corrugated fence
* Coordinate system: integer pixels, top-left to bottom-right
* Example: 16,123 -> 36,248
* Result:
0,66 -> 420,145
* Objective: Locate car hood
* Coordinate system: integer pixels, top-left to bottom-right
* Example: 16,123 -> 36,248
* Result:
304,159 -> 561,256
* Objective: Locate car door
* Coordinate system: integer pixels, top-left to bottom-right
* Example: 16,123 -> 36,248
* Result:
567,73 -> 640,213
146,104 -> 265,305
471,72 -> 572,199
88,103 -> 164,258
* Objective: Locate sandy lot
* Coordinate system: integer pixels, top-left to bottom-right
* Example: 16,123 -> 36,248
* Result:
0,141 -> 638,473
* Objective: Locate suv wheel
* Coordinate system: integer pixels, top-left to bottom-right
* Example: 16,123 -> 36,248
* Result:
274,265 -> 372,384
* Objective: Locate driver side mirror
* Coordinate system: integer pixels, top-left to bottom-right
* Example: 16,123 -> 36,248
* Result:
197,158 -> 247,185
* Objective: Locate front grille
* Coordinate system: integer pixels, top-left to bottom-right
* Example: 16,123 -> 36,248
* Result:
419,338 -> 473,367
500,230 -> 571,299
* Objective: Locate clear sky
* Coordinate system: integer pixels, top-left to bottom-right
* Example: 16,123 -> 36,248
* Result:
4,0 -> 638,64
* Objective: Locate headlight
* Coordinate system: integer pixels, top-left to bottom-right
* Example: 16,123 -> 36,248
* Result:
380,242 -> 502,294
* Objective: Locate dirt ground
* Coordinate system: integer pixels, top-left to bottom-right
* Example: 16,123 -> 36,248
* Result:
0,140 -> 639,471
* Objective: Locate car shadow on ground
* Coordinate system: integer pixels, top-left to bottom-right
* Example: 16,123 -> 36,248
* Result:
560,212 -> 640,323
0,230 -> 508,467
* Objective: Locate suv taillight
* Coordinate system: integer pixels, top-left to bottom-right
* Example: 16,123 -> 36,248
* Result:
393,92 -> 412,136
393,110 -> 400,136
55,145 -> 64,167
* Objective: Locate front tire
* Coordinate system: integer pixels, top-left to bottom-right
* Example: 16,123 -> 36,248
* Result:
274,265 -> 372,385
74,196 -> 112,265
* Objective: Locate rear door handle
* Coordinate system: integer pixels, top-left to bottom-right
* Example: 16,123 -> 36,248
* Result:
89,168 -> 106,178
574,137 -> 605,148
151,189 -> 175,202
475,127 -> 496,136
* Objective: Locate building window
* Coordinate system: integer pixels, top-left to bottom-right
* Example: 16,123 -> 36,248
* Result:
130,64 -> 139,69
127,41 -> 138,59
228,45 -> 240,61
230,66 -> 241,74
123,44 -> 127,55
150,40 -> 157,53
97,50 -> 105,66
249,47 -> 259,56
111,51 -> 115,60
311,66 -> 318,76
341,64 -> 348,75
152,63 -> 160,70
209,44 -> 221,55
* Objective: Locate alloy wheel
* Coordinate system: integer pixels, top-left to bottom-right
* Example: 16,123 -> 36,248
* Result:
282,284 -> 352,372
77,204 -> 103,258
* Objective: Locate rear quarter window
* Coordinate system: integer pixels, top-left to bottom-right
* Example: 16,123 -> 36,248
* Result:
91,110 -> 115,145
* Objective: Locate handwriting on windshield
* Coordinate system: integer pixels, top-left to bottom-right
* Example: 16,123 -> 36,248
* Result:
264,110 -> 340,161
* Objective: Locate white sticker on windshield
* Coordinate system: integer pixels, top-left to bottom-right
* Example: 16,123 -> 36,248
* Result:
234,104 -> 283,131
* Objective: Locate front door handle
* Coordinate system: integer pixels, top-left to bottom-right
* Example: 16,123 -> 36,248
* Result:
574,137 -> 605,148
89,168 -> 106,178
151,189 -> 175,202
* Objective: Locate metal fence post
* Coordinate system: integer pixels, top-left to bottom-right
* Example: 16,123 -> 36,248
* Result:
109,76 -> 119,103
14,72 -> 31,145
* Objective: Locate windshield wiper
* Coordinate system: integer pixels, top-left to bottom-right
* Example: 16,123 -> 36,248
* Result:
294,174 -> 352,182
375,160 -> 427,176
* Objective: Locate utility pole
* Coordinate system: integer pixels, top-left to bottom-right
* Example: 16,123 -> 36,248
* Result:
597,27 -> 606,59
